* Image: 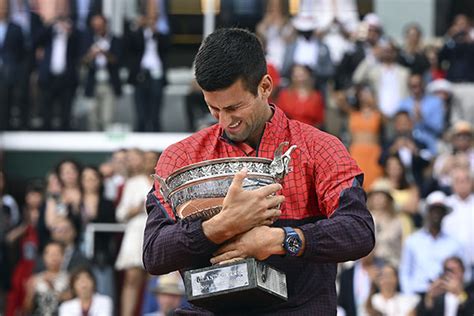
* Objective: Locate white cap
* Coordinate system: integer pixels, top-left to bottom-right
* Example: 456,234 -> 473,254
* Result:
363,13 -> 381,28
425,191 -> 451,212
292,12 -> 318,31
427,79 -> 453,95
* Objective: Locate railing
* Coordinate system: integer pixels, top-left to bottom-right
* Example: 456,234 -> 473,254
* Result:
83,223 -> 127,258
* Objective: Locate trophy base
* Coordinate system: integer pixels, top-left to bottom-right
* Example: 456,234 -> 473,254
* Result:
184,258 -> 287,312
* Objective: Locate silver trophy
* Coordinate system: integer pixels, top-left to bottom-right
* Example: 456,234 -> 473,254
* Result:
153,142 -> 297,312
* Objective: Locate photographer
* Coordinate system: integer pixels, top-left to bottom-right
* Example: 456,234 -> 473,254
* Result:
416,256 -> 474,316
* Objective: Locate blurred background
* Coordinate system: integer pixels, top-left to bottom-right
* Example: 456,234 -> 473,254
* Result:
0,0 -> 473,315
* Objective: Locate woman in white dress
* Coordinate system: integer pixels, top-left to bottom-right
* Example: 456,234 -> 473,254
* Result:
115,148 -> 153,316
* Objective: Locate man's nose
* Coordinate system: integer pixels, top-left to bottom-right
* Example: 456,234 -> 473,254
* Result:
218,111 -> 231,127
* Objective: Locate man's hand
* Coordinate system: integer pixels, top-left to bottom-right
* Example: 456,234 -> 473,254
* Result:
210,226 -> 285,264
202,168 -> 285,244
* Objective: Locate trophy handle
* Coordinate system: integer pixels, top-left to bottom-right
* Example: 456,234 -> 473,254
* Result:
270,142 -> 297,180
151,174 -> 171,201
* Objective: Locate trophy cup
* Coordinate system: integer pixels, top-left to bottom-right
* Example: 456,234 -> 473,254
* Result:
154,142 -> 297,312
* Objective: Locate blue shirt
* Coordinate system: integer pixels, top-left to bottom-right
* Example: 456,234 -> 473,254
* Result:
0,21 -> 7,47
399,228 -> 463,294
399,94 -> 445,155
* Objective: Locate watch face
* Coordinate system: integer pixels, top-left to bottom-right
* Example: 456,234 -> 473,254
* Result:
286,235 -> 302,255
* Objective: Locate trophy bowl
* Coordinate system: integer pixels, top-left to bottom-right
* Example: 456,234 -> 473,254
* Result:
154,142 -> 297,221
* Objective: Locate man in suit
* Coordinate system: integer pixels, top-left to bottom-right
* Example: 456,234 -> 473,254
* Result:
0,0 -> 25,130
36,7 -> 81,130
82,14 -> 122,131
127,10 -> 169,132
416,256 -> 474,316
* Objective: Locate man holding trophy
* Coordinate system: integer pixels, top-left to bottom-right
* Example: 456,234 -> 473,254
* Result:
143,28 -> 375,315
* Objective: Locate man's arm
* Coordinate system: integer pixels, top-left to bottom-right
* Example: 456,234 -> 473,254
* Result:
211,184 -> 374,263
142,189 -> 220,275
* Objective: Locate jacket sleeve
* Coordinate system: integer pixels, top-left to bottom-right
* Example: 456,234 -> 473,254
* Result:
299,183 -> 375,263
142,188 -> 220,275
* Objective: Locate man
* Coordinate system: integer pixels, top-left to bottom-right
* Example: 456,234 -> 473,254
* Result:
399,74 -> 445,156
144,271 -> 185,316
443,167 -> 474,283
399,191 -> 463,295
143,28 -> 375,314
82,14 -> 122,131
416,256 -> 474,315
0,0 -> 25,130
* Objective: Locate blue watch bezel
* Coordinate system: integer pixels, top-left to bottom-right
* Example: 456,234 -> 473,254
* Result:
282,226 -> 302,256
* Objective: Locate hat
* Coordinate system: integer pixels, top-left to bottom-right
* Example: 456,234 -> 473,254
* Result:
363,13 -> 381,28
292,13 -> 318,31
451,121 -> 473,135
426,79 -> 453,95
425,191 -> 451,212
368,179 -> 393,199
152,272 -> 185,296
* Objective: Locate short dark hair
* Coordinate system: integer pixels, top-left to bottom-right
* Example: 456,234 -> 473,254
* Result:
70,266 -> 97,297
194,28 -> 267,96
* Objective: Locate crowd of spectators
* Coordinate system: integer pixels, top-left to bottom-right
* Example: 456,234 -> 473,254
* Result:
1,0 -> 474,315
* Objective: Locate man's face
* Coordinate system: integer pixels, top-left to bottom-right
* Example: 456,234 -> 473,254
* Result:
451,169 -> 473,199
203,76 -> 272,147
52,219 -> 76,245
158,293 -> 182,314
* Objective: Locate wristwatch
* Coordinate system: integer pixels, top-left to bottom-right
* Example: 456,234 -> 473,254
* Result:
282,227 -> 302,256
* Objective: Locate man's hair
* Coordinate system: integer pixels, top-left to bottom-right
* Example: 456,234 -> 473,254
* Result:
194,28 -> 267,96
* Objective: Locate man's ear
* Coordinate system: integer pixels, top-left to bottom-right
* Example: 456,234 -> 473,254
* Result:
259,74 -> 273,100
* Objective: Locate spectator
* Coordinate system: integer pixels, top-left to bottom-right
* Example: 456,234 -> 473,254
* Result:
338,251 -> 381,316
127,10 -> 170,132
424,44 -> 445,82
59,266 -> 113,316
366,264 -> 420,316
398,23 -> 430,75
426,79 -> 468,130
380,110 -> 432,194
0,170 -> 20,227
438,14 -> 474,83
184,78 -> 209,132
337,84 -> 383,190
313,0 -> 360,66
102,148 -> 128,204
36,5 -> 82,131
276,63 -> 325,128
281,12 -> 334,87
0,0 -> 25,131
38,217 -> 90,272
80,166 -> 116,300
255,0 -> 293,71
69,0 -> 102,32
115,148 -> 151,316
45,159 -> 82,230
367,180 -> 403,266
82,14 -> 123,131
144,271 -> 185,316
399,191 -> 463,295
399,74 -> 445,156
4,181 -> 43,316
23,241 -> 70,315
433,121 -> 474,192
353,41 -> 410,119
443,167 -> 474,283
416,256 -> 474,315
377,154 -> 420,218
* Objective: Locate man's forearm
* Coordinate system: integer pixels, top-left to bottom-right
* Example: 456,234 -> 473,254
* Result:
299,187 -> 375,262
142,193 -> 219,275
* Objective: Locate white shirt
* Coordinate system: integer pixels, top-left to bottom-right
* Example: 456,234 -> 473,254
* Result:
353,262 -> 370,316
50,26 -> 68,75
378,65 -> 401,117
294,36 -> 319,70
371,293 -> 420,316
443,194 -> 474,268
59,294 -> 113,316
444,292 -> 460,316
140,28 -> 163,79
399,229 -> 463,294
